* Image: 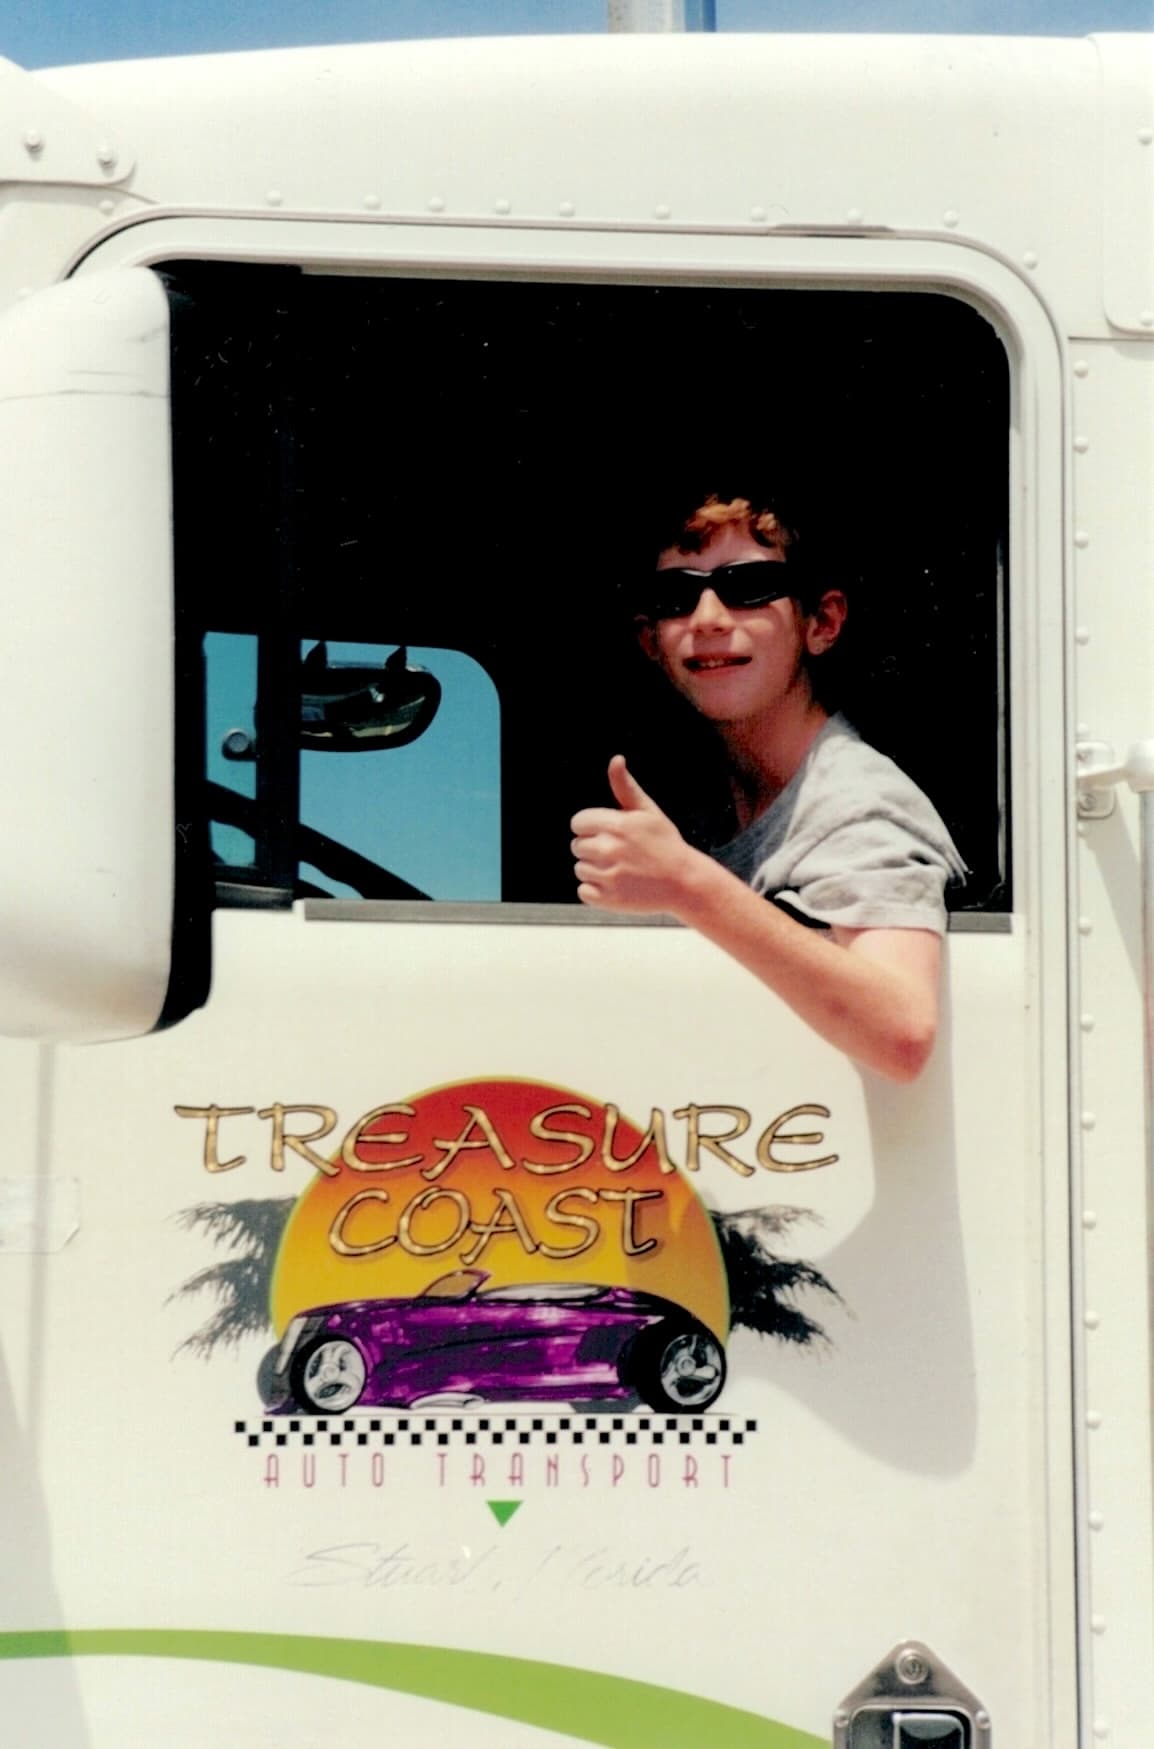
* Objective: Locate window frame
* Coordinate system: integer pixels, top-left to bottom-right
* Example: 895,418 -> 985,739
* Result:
80,218 -> 1036,930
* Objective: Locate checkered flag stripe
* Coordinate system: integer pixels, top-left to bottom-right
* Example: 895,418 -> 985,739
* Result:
236,1413 -> 757,1449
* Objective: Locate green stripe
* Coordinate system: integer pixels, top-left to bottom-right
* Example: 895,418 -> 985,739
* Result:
0,1629 -> 822,1748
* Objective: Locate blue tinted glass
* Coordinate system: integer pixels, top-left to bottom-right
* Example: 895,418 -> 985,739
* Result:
206,630 -> 257,869
204,632 -> 500,900
299,642 -> 500,901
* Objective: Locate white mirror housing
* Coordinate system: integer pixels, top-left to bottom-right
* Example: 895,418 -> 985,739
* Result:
0,268 -> 181,1040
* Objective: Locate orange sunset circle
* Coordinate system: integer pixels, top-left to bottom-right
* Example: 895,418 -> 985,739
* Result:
271,1077 -> 729,1342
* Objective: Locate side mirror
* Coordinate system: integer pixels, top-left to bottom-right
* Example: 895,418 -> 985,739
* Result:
0,268 -> 202,1040
299,642 -> 442,752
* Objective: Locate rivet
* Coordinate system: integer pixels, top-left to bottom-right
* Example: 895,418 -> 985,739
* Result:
96,143 -> 117,170
1075,530 -> 1090,548
847,207 -> 863,224
22,128 -> 43,154
559,201 -> 576,218
494,198 -> 511,215
975,1713 -> 991,1733
1078,916 -> 1093,934
1093,1722 -> 1109,1740
1140,128 -> 1154,145
1085,1309 -> 1100,1328
428,195 -> 445,213
266,190 -> 284,207
895,1647 -> 929,1685
654,203 -> 672,220
1087,1410 -> 1102,1428
1083,1209 -> 1098,1228
1074,360 -> 1090,378
1077,722 -> 1091,737
1074,435 -> 1089,453
1082,1111 -> 1096,1130
750,205 -> 768,223
1091,1614 -> 1107,1634
1089,1510 -> 1104,1530
1023,251 -> 1039,269
1076,627 -> 1091,645
1080,1013 -> 1095,1030
363,194 -> 381,211
1141,312 -> 1154,329
833,1710 -> 850,1729
98,198 -> 115,216
943,209 -> 959,227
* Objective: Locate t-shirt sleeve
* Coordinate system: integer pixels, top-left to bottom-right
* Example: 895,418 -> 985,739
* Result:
769,810 -> 959,934
719,721 -> 967,932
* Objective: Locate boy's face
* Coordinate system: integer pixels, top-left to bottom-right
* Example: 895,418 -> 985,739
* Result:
640,525 -> 841,725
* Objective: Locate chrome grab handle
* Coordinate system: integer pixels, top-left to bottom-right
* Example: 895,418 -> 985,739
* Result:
1076,738 -> 1154,814
1075,739 -> 1154,1532
1075,740 -> 1154,1125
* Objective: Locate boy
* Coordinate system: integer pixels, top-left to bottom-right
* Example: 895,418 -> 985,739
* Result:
570,495 -> 963,1083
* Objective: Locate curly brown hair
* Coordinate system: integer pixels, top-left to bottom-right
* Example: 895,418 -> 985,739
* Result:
663,494 -> 797,559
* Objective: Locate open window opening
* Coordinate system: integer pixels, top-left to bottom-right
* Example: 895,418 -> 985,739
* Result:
166,263 -> 1010,918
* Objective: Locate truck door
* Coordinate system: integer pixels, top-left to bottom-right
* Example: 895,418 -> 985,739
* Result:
0,241 -> 1075,1747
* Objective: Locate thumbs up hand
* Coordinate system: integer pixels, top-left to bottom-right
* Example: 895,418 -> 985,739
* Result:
570,756 -> 705,915
605,754 -> 660,815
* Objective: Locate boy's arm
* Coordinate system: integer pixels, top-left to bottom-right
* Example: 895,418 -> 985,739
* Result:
571,757 -> 941,1084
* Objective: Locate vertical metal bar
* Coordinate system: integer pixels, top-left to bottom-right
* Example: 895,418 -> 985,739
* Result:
1142,792 -> 1154,1442
1144,793 -> 1154,1096
254,305 -> 302,892
608,0 -> 716,30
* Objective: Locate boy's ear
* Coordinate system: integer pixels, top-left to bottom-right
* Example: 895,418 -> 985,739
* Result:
636,618 -> 660,662
804,590 -> 848,656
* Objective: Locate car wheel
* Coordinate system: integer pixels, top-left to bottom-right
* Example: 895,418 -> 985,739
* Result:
622,1321 -> 726,1413
291,1336 -> 368,1413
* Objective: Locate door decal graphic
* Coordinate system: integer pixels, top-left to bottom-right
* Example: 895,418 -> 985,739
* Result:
173,1078 -> 841,1420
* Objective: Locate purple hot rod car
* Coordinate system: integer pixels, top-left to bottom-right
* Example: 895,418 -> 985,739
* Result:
259,1270 -> 726,1415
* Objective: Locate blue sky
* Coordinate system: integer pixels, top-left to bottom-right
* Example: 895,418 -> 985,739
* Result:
206,637 -> 501,900
4,0 -> 1150,69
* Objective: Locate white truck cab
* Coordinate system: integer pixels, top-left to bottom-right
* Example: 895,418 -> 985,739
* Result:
0,32 -> 1151,1747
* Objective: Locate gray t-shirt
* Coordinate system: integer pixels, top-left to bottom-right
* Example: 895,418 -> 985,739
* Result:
712,715 -> 965,934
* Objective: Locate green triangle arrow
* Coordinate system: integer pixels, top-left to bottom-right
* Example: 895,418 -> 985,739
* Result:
486,1500 -> 523,1527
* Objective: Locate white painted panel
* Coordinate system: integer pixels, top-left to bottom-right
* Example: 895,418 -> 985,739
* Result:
0,269 -> 175,1040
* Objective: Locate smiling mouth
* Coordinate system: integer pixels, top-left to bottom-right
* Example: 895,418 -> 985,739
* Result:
685,655 -> 751,673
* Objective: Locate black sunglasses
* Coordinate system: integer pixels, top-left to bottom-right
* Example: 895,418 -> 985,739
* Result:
632,560 -> 791,623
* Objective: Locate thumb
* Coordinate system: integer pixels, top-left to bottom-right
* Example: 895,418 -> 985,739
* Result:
608,755 -> 658,813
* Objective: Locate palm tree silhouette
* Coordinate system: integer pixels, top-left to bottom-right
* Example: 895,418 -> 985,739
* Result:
171,1196 -> 841,1357
169,1198 -> 295,1357
711,1206 -> 842,1345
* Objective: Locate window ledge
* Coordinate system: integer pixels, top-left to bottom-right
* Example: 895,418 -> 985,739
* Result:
302,899 -> 1012,933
